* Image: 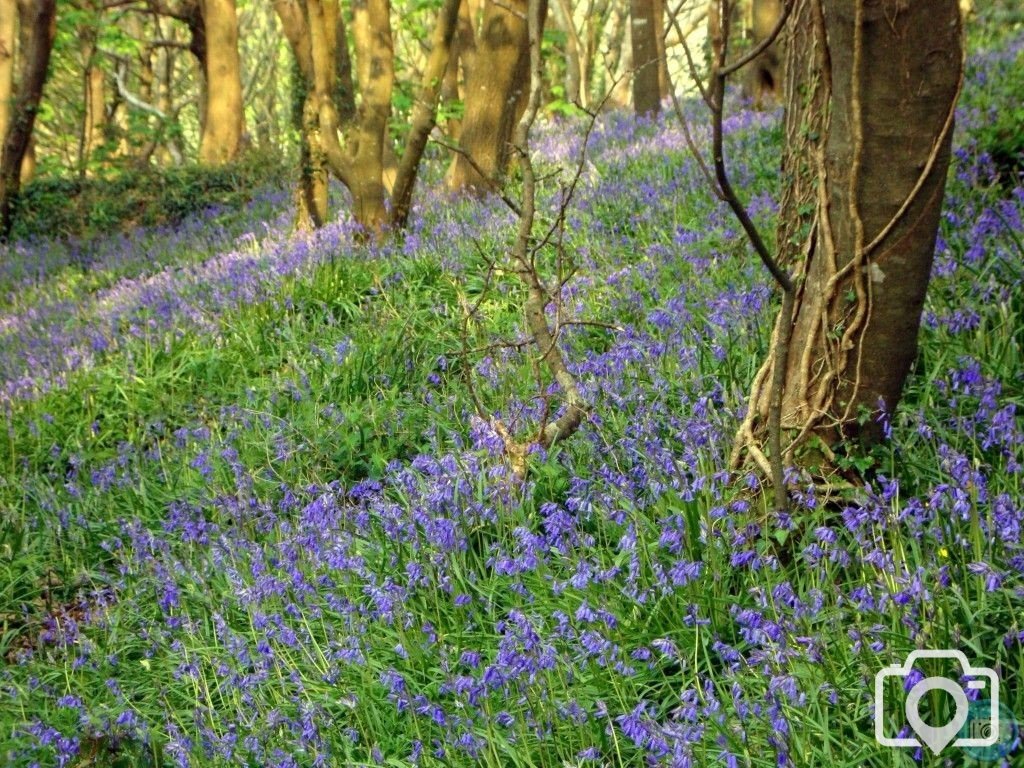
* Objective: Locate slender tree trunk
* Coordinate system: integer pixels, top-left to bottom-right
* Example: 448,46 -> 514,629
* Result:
652,0 -> 669,99
440,0 -> 476,139
580,0 -> 610,107
391,0 -> 460,227
290,51 -> 328,228
553,0 -> 582,105
734,0 -> 963,468
445,0 -> 547,192
0,0 -> 55,239
276,0 -> 326,228
197,0 -> 244,164
606,2 -> 631,106
80,31 -> 106,174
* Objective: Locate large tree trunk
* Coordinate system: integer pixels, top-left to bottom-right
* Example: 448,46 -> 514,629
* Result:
197,0 -> 244,164
734,0 -> 963,469
445,0 -> 546,192
629,0 -> 660,115
0,0 -> 55,239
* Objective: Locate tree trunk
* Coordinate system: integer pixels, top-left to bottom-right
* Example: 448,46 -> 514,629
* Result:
652,0 -> 669,100
741,0 -> 784,108
330,0 -> 393,234
391,0 -> 460,227
440,0 -> 476,139
606,1 -> 631,107
734,0 -> 963,469
197,0 -> 244,164
0,0 -> 55,239
445,0 -> 545,192
0,0 -> 15,144
277,1 -> 329,229
80,30 -> 107,174
629,0 -> 660,115
291,54 -> 328,229
553,0 -> 582,105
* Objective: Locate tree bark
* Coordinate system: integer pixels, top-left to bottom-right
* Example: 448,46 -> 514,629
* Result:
606,1 -> 631,106
734,0 -> 963,468
445,0 -> 546,192
0,0 -> 55,239
197,0 -> 244,164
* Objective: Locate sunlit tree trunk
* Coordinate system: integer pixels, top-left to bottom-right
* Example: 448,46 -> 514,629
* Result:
0,0 -> 55,238
197,0 -> 244,164
0,0 -> 14,145
734,0 -> 964,470
0,0 -> 36,183
275,0 -> 327,228
445,0 -> 547,192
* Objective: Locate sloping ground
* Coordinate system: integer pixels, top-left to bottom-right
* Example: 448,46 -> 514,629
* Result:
1,48 -> 1022,768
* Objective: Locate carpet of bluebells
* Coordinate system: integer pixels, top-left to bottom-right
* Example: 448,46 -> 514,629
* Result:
2,34 -> 1023,768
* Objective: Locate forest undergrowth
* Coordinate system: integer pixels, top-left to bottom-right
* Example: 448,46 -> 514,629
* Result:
1,31 -> 1022,768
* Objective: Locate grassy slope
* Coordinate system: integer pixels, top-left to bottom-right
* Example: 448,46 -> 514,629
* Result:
1,38 -> 1023,768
